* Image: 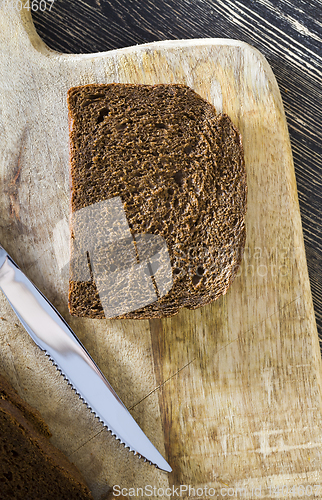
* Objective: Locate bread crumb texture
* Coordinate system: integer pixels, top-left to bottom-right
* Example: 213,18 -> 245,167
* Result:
0,374 -> 94,499
67,84 -> 247,319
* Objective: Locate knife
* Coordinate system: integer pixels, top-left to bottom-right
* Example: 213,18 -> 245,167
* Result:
0,244 -> 171,473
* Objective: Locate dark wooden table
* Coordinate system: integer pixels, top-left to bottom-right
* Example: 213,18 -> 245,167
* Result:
32,0 -> 322,342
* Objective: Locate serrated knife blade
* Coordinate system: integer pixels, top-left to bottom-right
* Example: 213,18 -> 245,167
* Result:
0,245 -> 171,473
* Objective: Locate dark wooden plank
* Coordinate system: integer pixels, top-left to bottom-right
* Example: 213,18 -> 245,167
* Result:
31,0 -> 322,341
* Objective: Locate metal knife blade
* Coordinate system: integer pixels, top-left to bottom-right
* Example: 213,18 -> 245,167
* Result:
0,245 -> 171,473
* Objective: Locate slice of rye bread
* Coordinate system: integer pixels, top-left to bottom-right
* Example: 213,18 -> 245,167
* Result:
0,374 -> 94,500
67,83 -> 247,319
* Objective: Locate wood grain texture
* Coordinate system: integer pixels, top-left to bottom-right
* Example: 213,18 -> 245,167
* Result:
0,6 -> 321,499
31,0 -> 322,346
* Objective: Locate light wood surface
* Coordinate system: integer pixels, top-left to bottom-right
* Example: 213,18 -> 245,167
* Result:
31,0 -> 322,373
0,8 -> 321,499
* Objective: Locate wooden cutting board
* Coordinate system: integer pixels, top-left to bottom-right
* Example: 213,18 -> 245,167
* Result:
1,8 -> 322,499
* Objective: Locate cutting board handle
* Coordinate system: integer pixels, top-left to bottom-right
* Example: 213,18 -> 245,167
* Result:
0,7 -> 53,57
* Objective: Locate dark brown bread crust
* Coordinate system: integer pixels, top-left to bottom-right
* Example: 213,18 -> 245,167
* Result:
67,83 -> 247,319
0,374 -> 94,500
